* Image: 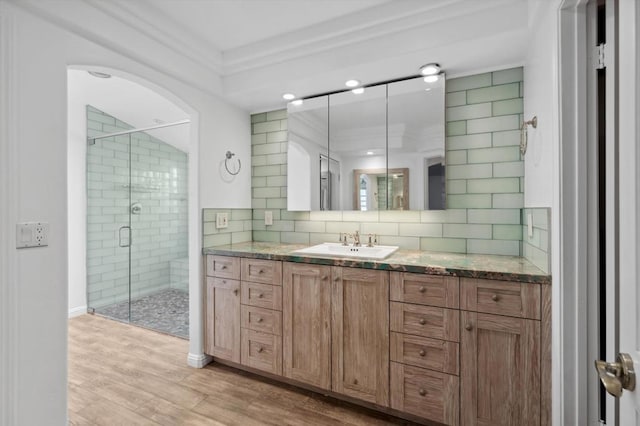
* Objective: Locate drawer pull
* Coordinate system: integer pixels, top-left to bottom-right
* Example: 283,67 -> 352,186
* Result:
256,317 -> 263,323
491,294 -> 500,302
333,276 -> 340,282
257,347 -> 264,353
419,388 -> 427,396
419,286 -> 426,293
258,293 -> 264,298
222,280 -> 226,284
419,350 -> 426,357
321,275 -> 328,280
220,265 -> 227,270
465,323 -> 473,331
233,289 -> 238,296
353,379 -> 358,385
419,318 -> 426,325
258,269 -> 264,274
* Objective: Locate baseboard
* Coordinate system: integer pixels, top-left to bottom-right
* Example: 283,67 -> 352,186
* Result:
68,306 -> 87,318
187,352 -> 212,368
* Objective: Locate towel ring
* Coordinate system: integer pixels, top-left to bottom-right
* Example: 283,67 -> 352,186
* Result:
520,116 -> 538,155
224,151 -> 241,175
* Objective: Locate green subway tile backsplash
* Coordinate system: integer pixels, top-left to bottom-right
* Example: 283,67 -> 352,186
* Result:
202,67 -> 552,264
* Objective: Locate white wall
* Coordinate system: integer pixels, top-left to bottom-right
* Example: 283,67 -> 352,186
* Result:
0,2 -> 250,425
524,1 -> 562,425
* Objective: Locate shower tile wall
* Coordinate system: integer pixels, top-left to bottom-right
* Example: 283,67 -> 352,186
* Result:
87,106 -> 188,309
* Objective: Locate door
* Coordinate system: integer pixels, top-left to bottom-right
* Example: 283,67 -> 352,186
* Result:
282,262 -> 331,389
460,311 -> 540,426
331,266 -> 389,406
205,276 -> 240,362
593,0 -> 640,424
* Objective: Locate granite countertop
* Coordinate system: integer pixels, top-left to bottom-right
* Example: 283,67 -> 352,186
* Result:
203,242 -> 551,284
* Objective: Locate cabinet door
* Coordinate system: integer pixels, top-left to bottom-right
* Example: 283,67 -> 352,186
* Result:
332,267 -> 389,406
461,311 -> 540,426
282,262 -> 331,390
205,277 -> 241,363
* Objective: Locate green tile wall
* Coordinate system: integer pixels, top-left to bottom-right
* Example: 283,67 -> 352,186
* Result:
242,67 -> 527,255
522,208 -> 551,273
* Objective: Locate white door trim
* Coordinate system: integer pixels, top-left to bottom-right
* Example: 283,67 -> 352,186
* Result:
558,0 -> 590,424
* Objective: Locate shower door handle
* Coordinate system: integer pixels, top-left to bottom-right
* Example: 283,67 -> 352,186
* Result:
119,226 -> 132,247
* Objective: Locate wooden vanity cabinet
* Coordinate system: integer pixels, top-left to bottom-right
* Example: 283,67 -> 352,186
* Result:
331,266 -> 389,407
282,262 -> 332,390
205,257 -> 241,363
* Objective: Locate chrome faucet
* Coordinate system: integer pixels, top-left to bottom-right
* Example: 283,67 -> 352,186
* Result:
353,230 -> 361,247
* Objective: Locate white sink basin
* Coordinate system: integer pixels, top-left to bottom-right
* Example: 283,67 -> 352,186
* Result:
293,242 -> 399,260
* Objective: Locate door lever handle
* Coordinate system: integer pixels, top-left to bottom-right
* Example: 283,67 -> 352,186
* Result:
594,352 -> 636,398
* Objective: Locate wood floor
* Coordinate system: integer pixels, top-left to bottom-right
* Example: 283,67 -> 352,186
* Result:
68,315 -> 416,425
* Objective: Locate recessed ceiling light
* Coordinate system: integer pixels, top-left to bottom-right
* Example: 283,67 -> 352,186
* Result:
87,71 -> 111,79
419,63 -> 440,76
423,75 -> 439,83
345,79 -> 360,88
352,87 -> 365,95
291,99 -> 303,106
282,93 -> 295,100
366,151 -> 374,155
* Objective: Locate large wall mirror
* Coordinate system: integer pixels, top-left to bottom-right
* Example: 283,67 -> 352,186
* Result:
287,74 -> 445,211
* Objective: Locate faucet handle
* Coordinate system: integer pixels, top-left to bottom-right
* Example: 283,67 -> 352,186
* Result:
367,234 -> 374,247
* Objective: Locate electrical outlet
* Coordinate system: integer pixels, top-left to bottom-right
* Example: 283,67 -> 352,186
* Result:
16,222 -> 49,248
264,210 -> 273,226
216,213 -> 228,229
527,213 -> 533,238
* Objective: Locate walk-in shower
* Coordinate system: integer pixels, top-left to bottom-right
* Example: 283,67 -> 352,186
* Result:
86,106 -> 190,338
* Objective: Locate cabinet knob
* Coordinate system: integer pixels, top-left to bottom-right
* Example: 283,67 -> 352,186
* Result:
220,265 -> 227,270
419,388 -> 427,396
257,317 -> 263,323
321,275 -> 328,280
257,347 -> 264,353
419,318 -> 426,325
465,323 -> 473,331
233,289 -> 238,296
333,276 -> 340,282
222,280 -> 226,284
258,293 -> 264,298
419,286 -> 426,293
491,294 -> 500,302
419,349 -> 426,357
353,378 -> 358,385
258,269 -> 264,274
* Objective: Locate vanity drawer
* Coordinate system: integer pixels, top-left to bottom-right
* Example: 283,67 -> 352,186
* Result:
460,278 -> 541,320
390,362 -> 459,426
206,255 -> 240,280
390,332 -> 459,375
241,329 -> 282,375
390,302 -> 459,342
241,305 -> 282,335
241,281 -> 282,311
241,258 -> 282,285
390,272 -> 459,308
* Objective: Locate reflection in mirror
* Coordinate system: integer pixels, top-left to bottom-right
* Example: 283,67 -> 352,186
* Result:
330,85 -> 387,210
287,96 -> 328,211
354,168 -> 409,211
387,75 -> 445,209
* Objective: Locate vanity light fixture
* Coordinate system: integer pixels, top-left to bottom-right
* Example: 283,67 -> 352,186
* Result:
282,93 -> 295,100
352,87 -> 365,94
419,63 -> 440,76
291,99 -> 303,106
423,75 -> 440,83
345,79 -> 360,88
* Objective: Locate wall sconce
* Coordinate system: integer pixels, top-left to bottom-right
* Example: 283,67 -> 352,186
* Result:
520,116 -> 538,155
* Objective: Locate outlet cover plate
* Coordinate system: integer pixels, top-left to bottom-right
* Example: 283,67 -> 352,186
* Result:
16,222 -> 49,248
264,210 -> 273,226
216,213 -> 228,229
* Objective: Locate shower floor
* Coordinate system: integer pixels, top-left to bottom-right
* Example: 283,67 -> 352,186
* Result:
94,288 -> 189,339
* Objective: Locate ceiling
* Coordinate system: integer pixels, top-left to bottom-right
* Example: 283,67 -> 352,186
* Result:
24,0 -> 528,113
